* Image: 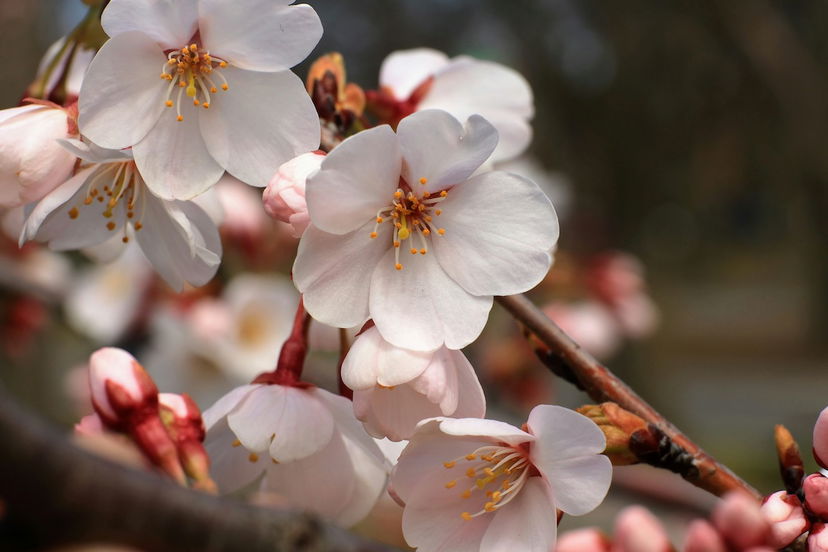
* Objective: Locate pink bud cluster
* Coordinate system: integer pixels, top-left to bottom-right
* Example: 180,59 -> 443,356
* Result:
78,347 -> 214,491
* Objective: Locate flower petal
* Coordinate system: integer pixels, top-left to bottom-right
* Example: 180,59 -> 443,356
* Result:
199,68 -> 319,188
370,248 -> 492,351
379,48 -> 449,100
306,125 -> 401,235
133,104 -> 224,200
78,32 -> 167,149
480,477 -> 557,552
202,384 -> 260,429
432,171 -> 557,297
527,405 -> 607,463
539,454 -> 612,516
293,222 -> 388,329
398,110 -> 498,194
354,385 -> 445,442
341,326 -> 433,390
205,418 -> 266,493
101,0 -> 199,47
19,166 -> 95,246
58,139 -> 132,164
447,349 -> 486,419
438,418 -> 534,447
200,0 -> 322,72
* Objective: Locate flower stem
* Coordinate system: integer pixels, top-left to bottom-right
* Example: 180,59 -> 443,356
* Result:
252,297 -> 310,387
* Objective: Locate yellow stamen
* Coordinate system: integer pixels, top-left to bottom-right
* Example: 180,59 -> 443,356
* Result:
248,453 -> 259,463
445,480 -> 457,489
68,207 -> 79,219
443,461 -> 456,469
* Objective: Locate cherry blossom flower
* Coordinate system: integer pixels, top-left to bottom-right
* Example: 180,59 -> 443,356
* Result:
390,405 -> 611,552
19,139 -> 221,291
78,0 -> 323,199
342,326 -> 486,441
294,110 -> 558,351
761,490 -> 809,548
263,151 -> 325,238
612,505 -> 672,552
0,103 -> 77,208
203,383 -> 387,527
373,48 -> 533,162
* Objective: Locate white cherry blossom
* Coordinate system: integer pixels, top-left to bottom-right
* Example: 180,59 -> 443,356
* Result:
78,0 -> 323,199
293,110 -> 558,351
342,326 -> 485,441
378,48 -> 533,162
19,139 -> 221,291
391,405 -> 612,552
203,383 -> 387,527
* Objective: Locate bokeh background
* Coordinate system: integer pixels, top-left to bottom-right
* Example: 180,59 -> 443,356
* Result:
2,0 -> 827,543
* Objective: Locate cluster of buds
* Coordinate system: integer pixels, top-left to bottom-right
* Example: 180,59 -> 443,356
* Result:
77,347 -> 215,492
306,53 -> 366,138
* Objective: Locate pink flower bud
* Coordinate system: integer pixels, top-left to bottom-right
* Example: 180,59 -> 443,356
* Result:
683,519 -> 727,552
262,151 -> 325,238
88,347 -> 158,428
557,528 -> 611,552
0,103 -> 77,208
804,474 -> 828,520
159,393 -> 215,492
814,406 -> 828,469
810,523 -> 828,552
612,505 -> 672,552
712,492 -> 770,550
760,490 -> 808,548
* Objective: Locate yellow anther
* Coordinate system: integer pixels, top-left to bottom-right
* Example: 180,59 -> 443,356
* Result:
491,491 -> 502,502
443,461 -> 456,469
165,100 -> 173,107
376,217 -> 383,223
121,236 -> 129,243
177,115 -> 184,122
189,43 -> 198,51
461,490 -> 472,499
219,61 -> 227,68
178,81 -> 186,88
461,512 -> 473,521
370,232 -> 378,239
394,190 -> 402,199
210,86 -> 218,93
438,228 -> 446,235
435,209 -> 442,216
127,212 -> 134,219
484,502 -> 497,512
445,480 -> 457,489
409,248 -> 417,255
440,190 -> 448,197
202,102 -> 210,109
83,197 -> 93,206
134,222 -> 143,231
419,249 -> 427,255
193,99 -> 200,106
419,177 -> 428,185
482,455 -> 494,462
221,83 -> 229,90
106,221 -> 116,231
393,241 -> 400,248
484,468 -> 495,477
466,468 -> 476,478
502,480 -> 511,490
465,454 -> 477,461
423,228 -> 431,235
395,263 -> 403,271
248,453 -> 259,463
68,207 -> 79,219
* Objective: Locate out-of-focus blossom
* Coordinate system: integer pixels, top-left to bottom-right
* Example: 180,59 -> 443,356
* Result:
78,0 -> 322,198
263,151 -> 325,238
0,103 -> 77,208
372,48 -> 533,162
810,523 -> 828,552
495,156 -> 573,220
391,405 -> 611,552
342,326 -> 485,441
557,528 -> 611,552
16,247 -> 73,298
203,383 -> 387,527
295,110 -> 558,351
213,175 -> 268,242
20,140 -> 221,291
683,519 -> 727,552
804,474 -> 828,520
544,301 -> 622,360
761,490 -> 809,548
711,492 -> 771,550
612,505 -> 672,552
814,406 -> 828,469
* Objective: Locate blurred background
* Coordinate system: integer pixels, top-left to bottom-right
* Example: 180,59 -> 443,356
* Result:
1,0 -> 827,544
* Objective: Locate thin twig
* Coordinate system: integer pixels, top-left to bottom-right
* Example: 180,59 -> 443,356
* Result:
496,293 -> 761,500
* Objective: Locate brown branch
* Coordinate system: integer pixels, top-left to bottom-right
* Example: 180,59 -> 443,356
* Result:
0,383 -> 399,552
496,293 -> 760,500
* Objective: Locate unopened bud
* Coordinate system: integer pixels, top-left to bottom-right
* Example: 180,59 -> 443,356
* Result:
262,152 -> 325,238
811,523 -> 828,552
682,519 -> 727,552
804,474 -> 828,520
159,393 -> 216,493
712,491 -> 770,550
556,528 -> 611,552
760,490 -> 809,548
89,347 -> 158,428
612,505 -> 672,552
577,402 -> 658,465
813,407 -> 828,469
775,424 -> 805,493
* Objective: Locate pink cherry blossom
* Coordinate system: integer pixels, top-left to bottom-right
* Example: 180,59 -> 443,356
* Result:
390,405 -> 611,552
761,490 -> 808,548
612,505 -> 672,552
804,474 -> 828,520
683,519 -> 727,552
712,492 -> 771,550
263,151 -> 324,238
556,528 -> 611,552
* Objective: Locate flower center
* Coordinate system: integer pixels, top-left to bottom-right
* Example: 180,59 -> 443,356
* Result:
441,444 -> 531,520
159,43 -> 230,122
369,177 -> 447,271
67,161 -> 147,243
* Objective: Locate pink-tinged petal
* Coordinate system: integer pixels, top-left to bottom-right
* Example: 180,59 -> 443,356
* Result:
200,0 -> 322,72
683,519 -> 727,552
379,48 -> 449,100
398,111 -> 498,194
354,385 -> 445,442
420,56 -> 534,162
450,350 -> 487,419
341,326 -> 432,390
712,491 -> 771,549
205,418 -> 266,493
134,194 -> 221,291
227,385 -> 334,462
409,349 -> 456,411
432,171 -> 557,297
370,248 -> 493,351
528,405 -> 607,465
438,417 -> 534,446
133,105 -> 224,200
814,406 -> 828,468
480,477 -> 557,552
19,166 -> 96,246
762,490 -> 809,548
613,505 -> 672,552
101,0 -> 198,47
541,454 -> 612,516
306,125 -> 401,235
199,68 -> 319,188
78,32 -> 167,149
293,222 -> 389,328
202,384 -> 260,429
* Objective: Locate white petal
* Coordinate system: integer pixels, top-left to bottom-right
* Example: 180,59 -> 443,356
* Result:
101,0 -> 199,47
306,125 -> 400,235
58,139 -> 132,164
199,68 -> 319,188
293,222 -> 388,328
133,105 -> 224,200
341,326 -> 433,390
421,56 -> 534,163
201,384 -> 260,429
200,0 -> 322,72
527,405 -> 607,464
432,172 -> 558,296
205,418 -> 266,493
226,385 -> 334,461
379,48 -> 449,100
369,248 -> 492,351
480,477 -> 557,552
445,349 -> 486,419
540,454 -> 612,516
354,386 -> 445,442
19,166 -> 95,246
398,111 -> 498,195
439,418 -> 534,447
78,32 -> 167,149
